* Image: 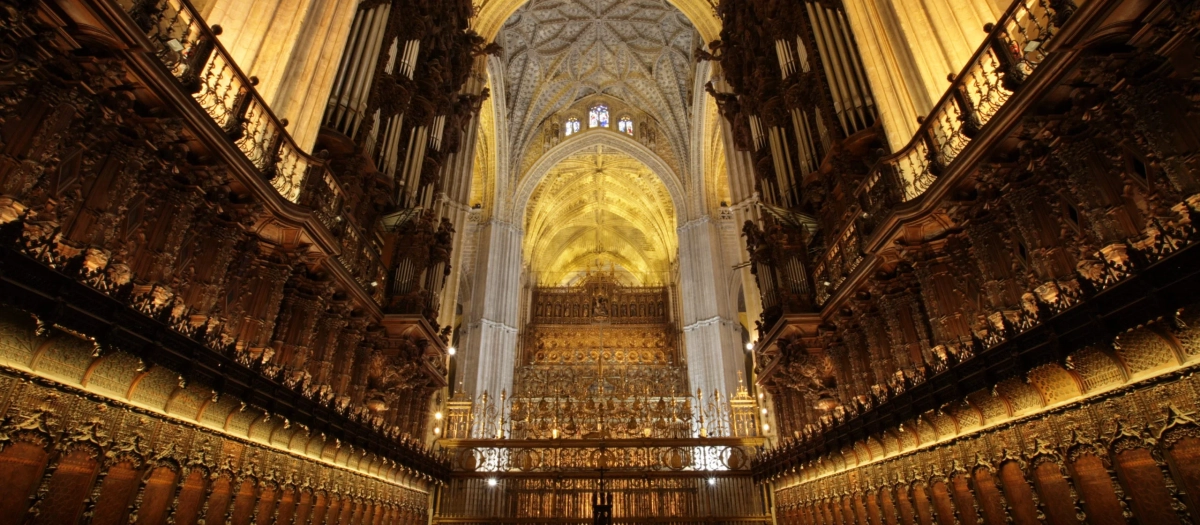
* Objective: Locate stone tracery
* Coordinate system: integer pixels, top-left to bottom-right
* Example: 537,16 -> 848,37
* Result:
497,0 -> 700,181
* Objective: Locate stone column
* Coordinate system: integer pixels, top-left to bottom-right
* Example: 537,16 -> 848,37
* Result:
678,216 -> 745,401
435,59 -> 488,334
711,82 -> 765,341
458,219 -> 522,406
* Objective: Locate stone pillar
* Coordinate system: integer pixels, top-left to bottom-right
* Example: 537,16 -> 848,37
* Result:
435,59 -> 488,334
713,85 -> 764,340
458,219 -> 522,405
678,216 -> 745,400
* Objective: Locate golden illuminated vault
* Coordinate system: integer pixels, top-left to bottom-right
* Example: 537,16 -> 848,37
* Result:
523,146 -> 677,286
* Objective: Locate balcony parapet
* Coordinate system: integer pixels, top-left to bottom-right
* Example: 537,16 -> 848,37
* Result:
812,0 -> 1078,306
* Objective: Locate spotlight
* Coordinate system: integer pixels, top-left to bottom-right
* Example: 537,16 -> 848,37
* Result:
760,408 -> 768,415
487,478 -> 498,487
433,427 -> 441,435
447,346 -> 457,356
434,412 -> 443,420
763,423 -> 771,432
745,342 -> 754,351
707,478 -> 716,486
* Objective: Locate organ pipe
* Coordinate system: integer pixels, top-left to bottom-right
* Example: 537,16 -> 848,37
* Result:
324,3 -> 391,139
805,2 -> 875,137
399,40 -> 420,79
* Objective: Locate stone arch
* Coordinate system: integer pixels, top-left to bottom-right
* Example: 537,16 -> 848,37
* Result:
288,430 -> 311,452
335,444 -> 353,465
1173,305 -> 1200,359
880,429 -> 902,456
80,352 -> 142,397
165,382 -> 210,420
30,334 -> 93,385
914,417 -> 938,444
865,436 -> 886,459
0,306 -> 38,366
511,131 -> 688,224
966,389 -> 1011,425
853,441 -> 873,463
927,410 -> 957,439
226,407 -> 262,437
268,420 -> 295,447
896,422 -> 919,450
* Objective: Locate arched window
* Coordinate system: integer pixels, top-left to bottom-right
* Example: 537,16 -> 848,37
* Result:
589,105 -> 609,128
565,118 -> 581,136
618,117 -> 634,135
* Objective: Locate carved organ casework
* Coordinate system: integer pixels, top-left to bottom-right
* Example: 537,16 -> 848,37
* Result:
0,0 -> 486,519
728,0 -> 1200,520
711,0 -> 884,345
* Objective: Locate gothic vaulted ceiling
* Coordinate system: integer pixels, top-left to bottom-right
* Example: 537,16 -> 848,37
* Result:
524,146 -> 676,285
498,0 -> 700,179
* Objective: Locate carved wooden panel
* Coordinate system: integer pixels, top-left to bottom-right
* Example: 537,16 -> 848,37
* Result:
879,488 -> 900,525
0,443 -> 48,520
971,468 -> 1008,525
1113,447 -> 1181,525
1030,461 -> 1080,525
171,470 -> 209,525
892,486 -> 915,525
998,462 -> 1040,525
1066,454 -> 1125,525
928,480 -> 956,525
203,476 -> 235,524
91,461 -> 142,525
311,492 -> 330,524
948,474 -> 978,525
134,466 -> 179,525
1165,437 -> 1200,521
276,487 -> 297,525
909,483 -> 935,525
33,449 -> 99,524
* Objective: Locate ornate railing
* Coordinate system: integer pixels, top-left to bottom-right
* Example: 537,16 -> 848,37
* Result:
812,220 -> 864,305
440,387 -> 763,442
438,438 -> 762,475
438,389 -> 764,475
812,0 -> 1071,304
123,0 -> 319,203
124,0 -> 392,305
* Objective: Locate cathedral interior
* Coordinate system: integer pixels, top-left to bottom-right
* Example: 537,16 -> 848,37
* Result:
1,0 -> 1200,522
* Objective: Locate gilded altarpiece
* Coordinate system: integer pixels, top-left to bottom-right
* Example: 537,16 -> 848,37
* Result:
435,278 -> 772,523
515,277 -> 687,440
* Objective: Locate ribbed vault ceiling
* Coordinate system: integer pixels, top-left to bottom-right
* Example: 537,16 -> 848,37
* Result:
497,0 -> 699,179
525,146 -> 676,285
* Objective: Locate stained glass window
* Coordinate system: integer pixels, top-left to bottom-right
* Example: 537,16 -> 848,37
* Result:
589,105 -> 609,128
618,117 -> 634,135
565,118 -> 581,136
